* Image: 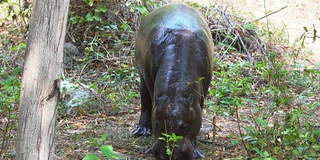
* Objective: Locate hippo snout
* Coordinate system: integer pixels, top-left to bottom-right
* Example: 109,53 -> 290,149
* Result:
152,138 -> 194,160
172,139 -> 194,160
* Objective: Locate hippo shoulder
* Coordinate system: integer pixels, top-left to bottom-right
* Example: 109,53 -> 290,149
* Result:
140,4 -> 209,35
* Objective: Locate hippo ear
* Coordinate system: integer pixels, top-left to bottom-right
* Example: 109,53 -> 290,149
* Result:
187,94 -> 194,107
154,95 -> 168,107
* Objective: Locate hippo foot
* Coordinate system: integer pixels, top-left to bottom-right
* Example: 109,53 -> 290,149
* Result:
131,126 -> 152,137
193,148 -> 205,159
143,145 -> 153,154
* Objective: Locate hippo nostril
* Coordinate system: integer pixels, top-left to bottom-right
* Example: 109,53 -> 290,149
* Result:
172,140 -> 194,160
173,154 -> 191,160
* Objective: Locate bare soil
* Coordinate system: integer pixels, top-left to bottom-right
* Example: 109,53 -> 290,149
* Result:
1,1 -> 319,160
51,1 -> 320,159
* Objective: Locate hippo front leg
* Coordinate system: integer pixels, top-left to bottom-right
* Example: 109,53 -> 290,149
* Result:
132,76 -> 152,137
192,138 -> 205,158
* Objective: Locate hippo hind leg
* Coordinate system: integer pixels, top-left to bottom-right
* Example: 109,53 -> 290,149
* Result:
132,76 -> 152,137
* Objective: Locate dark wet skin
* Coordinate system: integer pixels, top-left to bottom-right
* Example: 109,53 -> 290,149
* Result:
132,3 -> 214,160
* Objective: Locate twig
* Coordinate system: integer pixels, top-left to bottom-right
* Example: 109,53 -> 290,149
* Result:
305,35 -> 320,39
234,30 -> 253,62
0,109 -> 11,158
211,116 -> 216,160
248,6 -> 288,24
204,118 -> 222,131
235,105 -> 251,158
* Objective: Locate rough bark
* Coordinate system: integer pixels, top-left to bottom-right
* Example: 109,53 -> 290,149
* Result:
15,0 -> 70,159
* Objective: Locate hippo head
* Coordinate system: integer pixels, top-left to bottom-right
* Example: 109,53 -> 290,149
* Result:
151,94 -> 202,160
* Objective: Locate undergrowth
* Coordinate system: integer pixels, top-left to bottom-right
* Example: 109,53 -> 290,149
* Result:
0,0 -> 319,159
209,54 -> 319,159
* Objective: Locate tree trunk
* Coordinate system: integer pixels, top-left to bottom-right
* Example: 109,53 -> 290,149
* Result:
15,0 -> 70,159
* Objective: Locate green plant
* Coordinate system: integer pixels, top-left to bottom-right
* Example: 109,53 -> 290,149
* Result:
0,1 -> 28,156
244,104 -> 320,159
158,121 -> 183,159
63,0 -> 143,115
243,56 -> 319,159
300,25 -> 319,48
134,4 -> 148,18
0,65 -> 22,112
209,61 -> 254,116
209,47 -> 320,159
0,0 -> 31,23
83,133 -> 122,160
159,133 -> 183,158
134,0 -> 161,19
0,62 -> 22,158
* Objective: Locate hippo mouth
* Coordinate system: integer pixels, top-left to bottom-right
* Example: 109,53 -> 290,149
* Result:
144,137 -> 204,160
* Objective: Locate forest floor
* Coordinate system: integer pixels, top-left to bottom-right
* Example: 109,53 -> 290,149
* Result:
52,1 -> 320,159
0,0 -> 319,160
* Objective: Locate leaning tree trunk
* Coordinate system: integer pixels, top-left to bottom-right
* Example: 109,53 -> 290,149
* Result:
15,0 -> 69,159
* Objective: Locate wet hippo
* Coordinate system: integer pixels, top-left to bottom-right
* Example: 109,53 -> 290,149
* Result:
132,3 -> 214,160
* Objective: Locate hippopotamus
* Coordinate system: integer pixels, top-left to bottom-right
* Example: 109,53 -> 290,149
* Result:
132,3 -> 214,160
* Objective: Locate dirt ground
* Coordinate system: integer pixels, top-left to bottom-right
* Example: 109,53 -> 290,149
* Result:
54,1 -> 320,159
1,1 -> 319,160
172,0 -> 320,65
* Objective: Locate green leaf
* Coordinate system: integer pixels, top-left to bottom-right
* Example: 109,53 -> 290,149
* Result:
100,145 -> 122,159
83,153 -> 98,160
313,27 -> 317,42
110,24 -> 118,30
159,137 -> 165,141
102,33 -> 110,37
161,133 -> 170,138
92,15 -> 101,21
84,0 -> 94,6
95,6 -> 107,13
291,113 -> 298,121
120,23 -> 130,31
85,12 -> 94,21
13,66 -> 22,76
166,148 -> 172,156
301,35 -> 306,48
198,77 -> 205,82
253,148 -> 262,155
231,139 -> 238,146
93,16 -> 101,21
242,98 -> 258,104
175,135 -> 183,140
20,43 -> 26,49
261,150 -> 269,157
220,100 -> 232,105
256,118 -> 268,128
10,45 -> 20,52
100,133 -> 108,141
303,26 -> 308,32
258,139 -> 267,147
135,6 -> 148,16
